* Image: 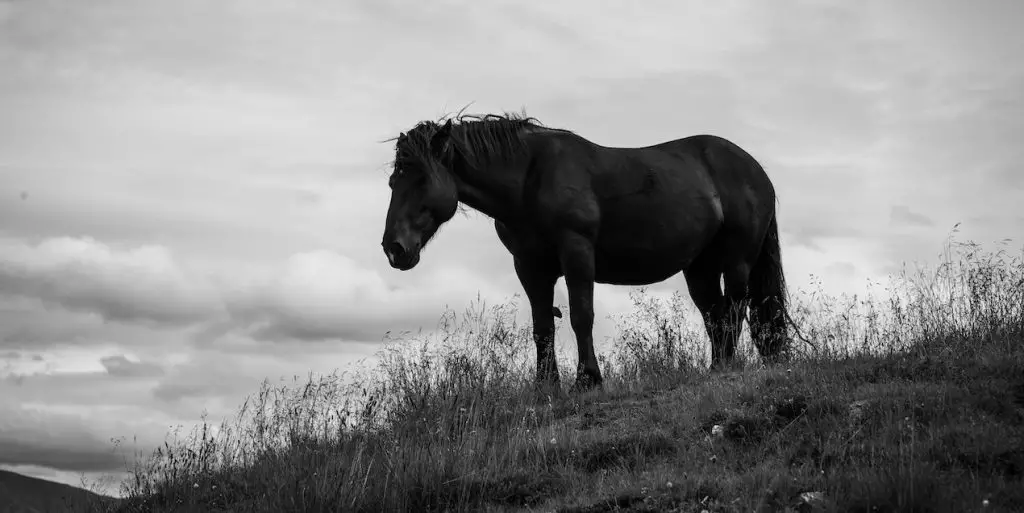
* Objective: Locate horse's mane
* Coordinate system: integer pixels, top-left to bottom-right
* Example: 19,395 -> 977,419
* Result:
387,110 -> 571,174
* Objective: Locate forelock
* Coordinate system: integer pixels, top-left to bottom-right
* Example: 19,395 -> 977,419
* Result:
389,121 -> 444,182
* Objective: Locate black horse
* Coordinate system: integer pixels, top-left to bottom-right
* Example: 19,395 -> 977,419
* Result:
381,112 -> 790,391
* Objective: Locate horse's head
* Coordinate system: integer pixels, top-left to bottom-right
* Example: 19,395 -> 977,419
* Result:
381,119 -> 458,271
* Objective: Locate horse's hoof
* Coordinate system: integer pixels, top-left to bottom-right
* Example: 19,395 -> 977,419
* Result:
709,361 -> 733,374
571,375 -> 604,393
533,377 -> 562,396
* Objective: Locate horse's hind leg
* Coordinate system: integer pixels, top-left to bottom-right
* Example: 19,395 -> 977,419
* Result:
686,253 -> 753,369
720,262 -> 752,364
683,257 -> 727,369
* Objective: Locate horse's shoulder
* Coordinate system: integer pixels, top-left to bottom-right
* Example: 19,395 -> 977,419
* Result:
493,218 -> 559,259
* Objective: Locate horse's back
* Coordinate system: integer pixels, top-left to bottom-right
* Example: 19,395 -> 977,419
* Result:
643,134 -> 770,180
632,133 -> 776,215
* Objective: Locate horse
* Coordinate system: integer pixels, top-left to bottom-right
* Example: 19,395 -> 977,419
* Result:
380,112 -> 790,391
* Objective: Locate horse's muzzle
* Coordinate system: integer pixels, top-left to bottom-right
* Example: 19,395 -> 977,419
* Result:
383,240 -> 420,270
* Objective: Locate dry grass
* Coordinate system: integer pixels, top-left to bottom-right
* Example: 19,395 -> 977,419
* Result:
78,234 -> 1023,512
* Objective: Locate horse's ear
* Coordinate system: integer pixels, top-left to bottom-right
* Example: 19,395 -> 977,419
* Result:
430,119 -> 453,157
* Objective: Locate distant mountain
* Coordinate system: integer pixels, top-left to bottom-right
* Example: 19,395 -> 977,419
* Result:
0,469 -> 119,513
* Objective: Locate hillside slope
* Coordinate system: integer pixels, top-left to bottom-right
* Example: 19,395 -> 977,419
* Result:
0,470 -> 117,513
103,337 -> 1024,512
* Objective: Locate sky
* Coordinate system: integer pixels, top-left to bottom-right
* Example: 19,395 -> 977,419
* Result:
1,0 -> 1022,495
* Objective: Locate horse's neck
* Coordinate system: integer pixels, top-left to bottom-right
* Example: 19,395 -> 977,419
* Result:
451,159 -> 526,222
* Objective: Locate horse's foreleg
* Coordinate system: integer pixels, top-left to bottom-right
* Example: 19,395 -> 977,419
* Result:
557,233 -> 602,391
514,258 -> 560,386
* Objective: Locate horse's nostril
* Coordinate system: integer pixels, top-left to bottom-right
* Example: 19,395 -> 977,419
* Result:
385,240 -> 406,257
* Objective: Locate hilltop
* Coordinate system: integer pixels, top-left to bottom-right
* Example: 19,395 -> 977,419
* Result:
0,469 -> 118,513
78,237 -> 1023,512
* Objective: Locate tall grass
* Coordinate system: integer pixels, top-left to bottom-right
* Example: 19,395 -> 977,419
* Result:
104,234 -> 1024,512
787,235 -> 1024,357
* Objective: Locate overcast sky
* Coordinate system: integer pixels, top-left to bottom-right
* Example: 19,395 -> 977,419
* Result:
1,0 -> 1022,494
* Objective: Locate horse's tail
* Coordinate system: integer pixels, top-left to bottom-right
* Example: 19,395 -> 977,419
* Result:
748,211 -> 790,362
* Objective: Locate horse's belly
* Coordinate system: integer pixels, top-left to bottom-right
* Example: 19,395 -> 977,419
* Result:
592,240 -> 705,285
593,261 -> 682,285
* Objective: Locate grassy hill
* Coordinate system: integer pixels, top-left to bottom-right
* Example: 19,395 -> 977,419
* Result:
0,470 -> 118,513
88,237 -> 1022,512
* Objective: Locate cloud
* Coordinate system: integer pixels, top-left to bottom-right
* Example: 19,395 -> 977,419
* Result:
150,352 -> 261,413
0,342 -> 378,465
890,205 -> 934,228
824,261 -> 858,279
0,402 -> 126,472
0,235 -> 513,348
1,350 -> 41,361
224,250 -> 511,342
0,341 -> 380,484
2,369 -> 162,413
143,342 -> 384,426
0,237 -> 223,327
0,295 -> 197,355
0,361 -> 258,475
99,355 -> 164,378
